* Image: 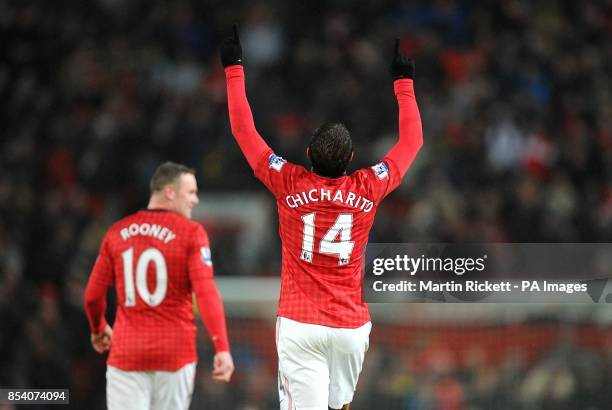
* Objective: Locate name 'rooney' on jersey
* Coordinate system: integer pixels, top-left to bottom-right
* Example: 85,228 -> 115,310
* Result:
285,188 -> 374,212
119,223 -> 177,243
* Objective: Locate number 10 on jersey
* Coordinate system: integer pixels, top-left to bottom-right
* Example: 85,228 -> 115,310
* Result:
121,247 -> 168,307
300,213 -> 354,265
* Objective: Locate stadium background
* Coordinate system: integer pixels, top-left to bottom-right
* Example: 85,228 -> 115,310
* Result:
1,0 -> 611,408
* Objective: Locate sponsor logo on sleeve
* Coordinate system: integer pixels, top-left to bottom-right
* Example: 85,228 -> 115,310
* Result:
200,247 -> 213,266
371,162 -> 389,180
269,154 -> 286,172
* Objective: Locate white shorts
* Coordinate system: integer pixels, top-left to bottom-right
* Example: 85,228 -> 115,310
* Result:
106,362 -> 196,410
276,317 -> 371,410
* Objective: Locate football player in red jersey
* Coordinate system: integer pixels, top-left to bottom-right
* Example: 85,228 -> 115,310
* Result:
84,162 -> 234,410
221,25 -> 422,410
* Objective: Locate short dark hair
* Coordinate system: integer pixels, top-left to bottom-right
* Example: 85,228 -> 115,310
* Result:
149,161 -> 195,193
308,122 -> 353,178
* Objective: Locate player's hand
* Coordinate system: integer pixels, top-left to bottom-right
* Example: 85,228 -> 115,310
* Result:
220,24 -> 243,67
212,351 -> 234,383
390,39 -> 415,80
91,325 -> 113,354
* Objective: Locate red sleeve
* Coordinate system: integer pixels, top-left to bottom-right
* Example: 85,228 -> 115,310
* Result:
225,65 -> 271,170
84,234 -> 113,334
253,153 -> 305,197
367,79 -> 423,203
188,225 -> 230,353
385,79 -> 423,177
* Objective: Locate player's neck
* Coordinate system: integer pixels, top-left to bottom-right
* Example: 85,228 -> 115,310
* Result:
147,198 -> 174,213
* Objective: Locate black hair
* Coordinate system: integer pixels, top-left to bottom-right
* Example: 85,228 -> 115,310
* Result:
308,122 -> 353,178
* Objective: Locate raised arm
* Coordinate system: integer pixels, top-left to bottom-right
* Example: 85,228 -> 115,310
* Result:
385,40 -> 423,177
221,24 -> 271,170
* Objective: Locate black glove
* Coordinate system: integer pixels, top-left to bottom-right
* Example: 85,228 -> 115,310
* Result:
220,24 -> 243,67
390,39 -> 415,80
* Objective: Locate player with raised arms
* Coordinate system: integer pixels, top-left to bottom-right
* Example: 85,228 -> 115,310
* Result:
221,25 -> 423,410
220,25 -> 423,410
84,162 -> 234,410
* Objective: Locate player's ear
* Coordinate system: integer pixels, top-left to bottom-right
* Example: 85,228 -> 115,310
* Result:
306,146 -> 311,161
163,184 -> 176,201
348,151 -> 354,162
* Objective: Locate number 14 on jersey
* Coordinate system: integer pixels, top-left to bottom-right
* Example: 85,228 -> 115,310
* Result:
300,213 -> 354,265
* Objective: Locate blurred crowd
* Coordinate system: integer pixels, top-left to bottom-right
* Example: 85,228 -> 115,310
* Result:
1,0 -> 611,408
179,322 -> 612,410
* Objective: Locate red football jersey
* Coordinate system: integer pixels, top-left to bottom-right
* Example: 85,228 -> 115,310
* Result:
88,209 -> 214,371
255,150 -> 403,328
225,65 -> 422,328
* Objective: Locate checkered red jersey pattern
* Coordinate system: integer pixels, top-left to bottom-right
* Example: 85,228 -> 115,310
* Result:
255,151 -> 403,328
88,210 -> 213,371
